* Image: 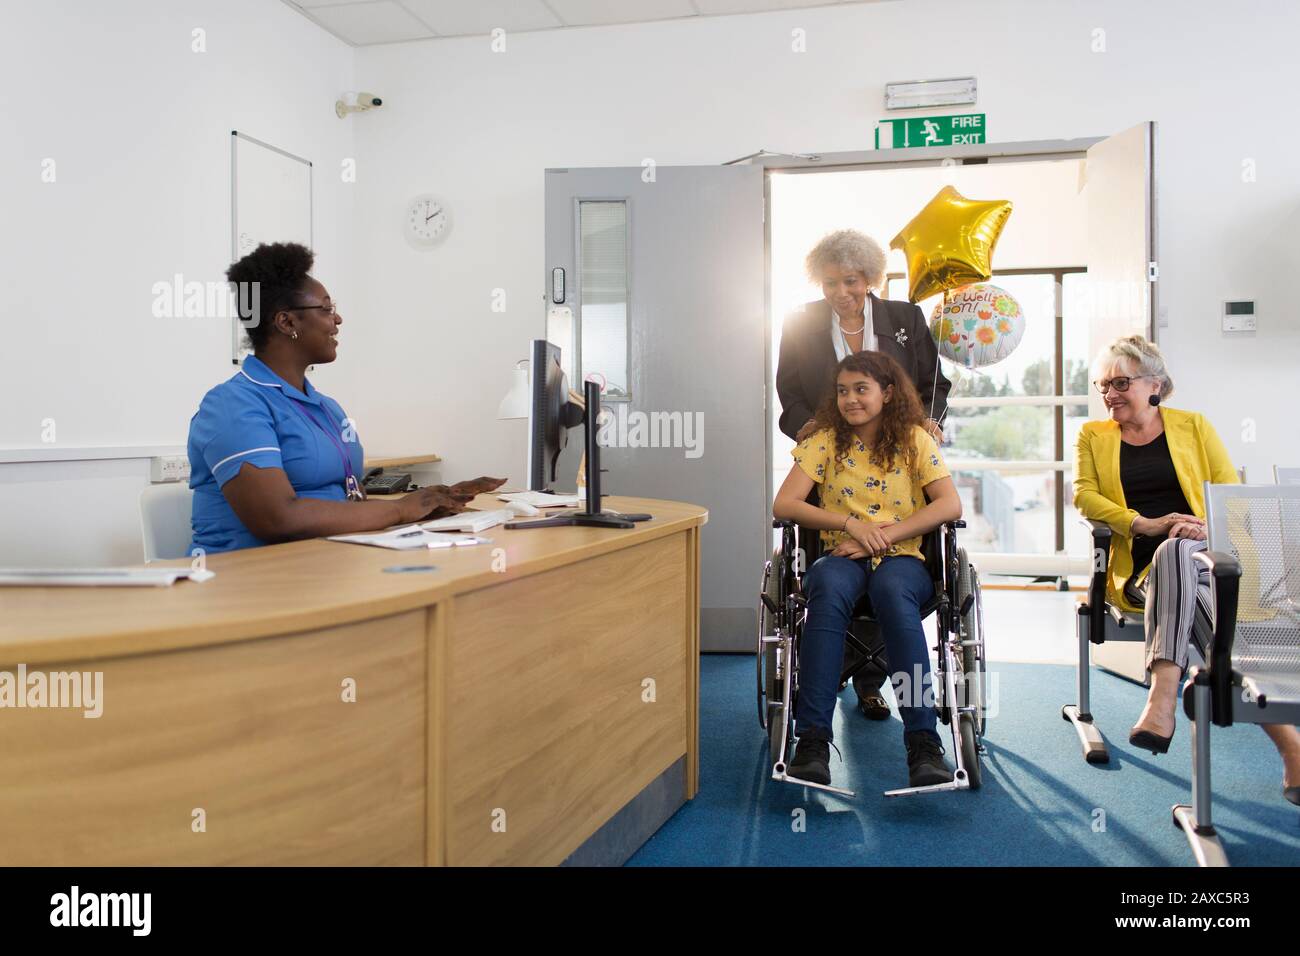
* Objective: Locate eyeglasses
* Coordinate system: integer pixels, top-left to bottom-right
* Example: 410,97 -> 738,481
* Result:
292,302 -> 339,319
1093,375 -> 1151,394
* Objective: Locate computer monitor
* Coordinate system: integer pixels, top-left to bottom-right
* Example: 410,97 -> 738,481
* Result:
512,368 -> 652,530
526,340 -> 580,492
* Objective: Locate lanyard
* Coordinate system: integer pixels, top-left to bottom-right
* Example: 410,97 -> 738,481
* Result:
289,398 -> 365,501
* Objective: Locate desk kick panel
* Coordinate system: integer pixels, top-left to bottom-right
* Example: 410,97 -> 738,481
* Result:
0,611 -> 426,865
444,533 -> 689,865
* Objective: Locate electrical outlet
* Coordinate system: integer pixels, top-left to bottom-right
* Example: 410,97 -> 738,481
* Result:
150,455 -> 191,483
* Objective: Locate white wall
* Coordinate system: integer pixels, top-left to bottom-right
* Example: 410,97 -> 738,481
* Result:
0,0 -> 354,564
350,0 -> 1298,489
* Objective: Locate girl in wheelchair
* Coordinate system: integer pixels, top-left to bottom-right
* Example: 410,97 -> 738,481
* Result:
773,351 -> 963,789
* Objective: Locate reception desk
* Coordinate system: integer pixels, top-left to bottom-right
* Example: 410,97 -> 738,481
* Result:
0,495 -> 706,866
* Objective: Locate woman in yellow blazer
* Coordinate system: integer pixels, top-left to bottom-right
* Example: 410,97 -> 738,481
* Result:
1074,335 -> 1299,804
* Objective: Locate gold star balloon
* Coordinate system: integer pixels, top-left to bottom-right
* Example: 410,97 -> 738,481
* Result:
890,186 -> 1013,302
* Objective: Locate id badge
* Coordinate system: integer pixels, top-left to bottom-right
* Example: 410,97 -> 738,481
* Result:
345,474 -> 367,501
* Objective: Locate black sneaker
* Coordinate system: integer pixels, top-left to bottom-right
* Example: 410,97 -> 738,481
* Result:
788,736 -> 831,785
905,731 -> 954,788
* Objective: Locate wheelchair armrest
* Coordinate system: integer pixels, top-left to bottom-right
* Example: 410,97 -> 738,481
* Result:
1193,549 -> 1242,727
1079,518 -> 1112,646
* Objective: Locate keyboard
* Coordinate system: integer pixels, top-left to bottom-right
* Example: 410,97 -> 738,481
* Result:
498,491 -> 580,508
420,509 -> 513,534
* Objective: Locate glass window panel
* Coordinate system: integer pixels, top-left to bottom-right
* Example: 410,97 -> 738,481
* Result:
950,468 -> 1059,554
1061,270 -> 1091,562
578,201 -> 629,400
1061,271 -> 1090,417
946,403 -> 1054,464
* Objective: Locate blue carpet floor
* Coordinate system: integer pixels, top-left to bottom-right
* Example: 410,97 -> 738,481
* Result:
627,656 -> 1300,866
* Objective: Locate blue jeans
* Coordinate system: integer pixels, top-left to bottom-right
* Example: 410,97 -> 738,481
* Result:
795,554 -> 938,742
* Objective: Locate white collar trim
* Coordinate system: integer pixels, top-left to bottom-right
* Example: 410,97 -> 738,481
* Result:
239,367 -> 283,388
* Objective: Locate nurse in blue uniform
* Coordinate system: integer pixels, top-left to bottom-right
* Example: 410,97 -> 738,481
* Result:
189,242 -> 470,553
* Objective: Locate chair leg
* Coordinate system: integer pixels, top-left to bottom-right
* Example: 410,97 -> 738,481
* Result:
1172,680 -> 1229,867
1063,605 -> 1109,763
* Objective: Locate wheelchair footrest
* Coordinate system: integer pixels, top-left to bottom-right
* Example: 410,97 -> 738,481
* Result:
772,769 -> 856,798
883,775 -> 971,798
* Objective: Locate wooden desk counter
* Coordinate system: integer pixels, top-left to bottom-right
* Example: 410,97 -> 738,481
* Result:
0,495 -> 706,866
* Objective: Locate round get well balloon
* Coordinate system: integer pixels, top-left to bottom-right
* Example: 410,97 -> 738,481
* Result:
891,186 -> 1013,302
929,283 -> 1025,369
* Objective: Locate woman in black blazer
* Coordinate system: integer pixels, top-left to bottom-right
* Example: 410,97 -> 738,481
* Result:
778,229 -> 951,443
776,229 -> 953,719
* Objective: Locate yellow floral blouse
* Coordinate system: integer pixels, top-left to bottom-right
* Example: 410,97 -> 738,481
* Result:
792,425 -> 951,565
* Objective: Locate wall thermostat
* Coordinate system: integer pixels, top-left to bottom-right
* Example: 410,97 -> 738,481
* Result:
1222,300 -> 1256,332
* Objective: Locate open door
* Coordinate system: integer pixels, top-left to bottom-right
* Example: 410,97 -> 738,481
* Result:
1084,122 -> 1157,422
1083,121 -> 1157,685
544,165 -> 766,652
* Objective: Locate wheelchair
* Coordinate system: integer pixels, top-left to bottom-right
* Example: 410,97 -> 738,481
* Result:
757,516 -> 988,797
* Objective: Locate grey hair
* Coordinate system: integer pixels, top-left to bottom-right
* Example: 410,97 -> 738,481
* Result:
1094,333 -> 1174,400
805,229 -> 887,289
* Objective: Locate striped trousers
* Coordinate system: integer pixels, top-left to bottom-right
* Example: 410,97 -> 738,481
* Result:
1137,537 -> 1214,673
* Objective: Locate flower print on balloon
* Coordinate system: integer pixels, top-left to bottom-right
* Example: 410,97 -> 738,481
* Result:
927,282 -> 1025,369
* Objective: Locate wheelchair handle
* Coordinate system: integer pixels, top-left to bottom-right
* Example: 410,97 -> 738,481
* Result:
772,518 -> 795,529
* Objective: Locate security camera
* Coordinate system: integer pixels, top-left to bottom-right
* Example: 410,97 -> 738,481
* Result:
335,91 -> 384,119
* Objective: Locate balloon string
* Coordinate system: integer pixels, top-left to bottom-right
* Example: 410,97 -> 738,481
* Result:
929,289 -> 948,425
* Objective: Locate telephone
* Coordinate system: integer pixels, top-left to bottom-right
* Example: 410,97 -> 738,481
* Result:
361,467 -> 413,495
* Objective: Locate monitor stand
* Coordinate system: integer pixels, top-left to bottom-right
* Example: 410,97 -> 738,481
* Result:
505,380 -> 652,531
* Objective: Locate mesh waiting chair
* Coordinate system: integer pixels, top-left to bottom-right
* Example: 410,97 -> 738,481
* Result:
1063,519 -> 1151,762
1064,463 -> 1252,763
140,483 -> 195,563
1173,483 -> 1300,866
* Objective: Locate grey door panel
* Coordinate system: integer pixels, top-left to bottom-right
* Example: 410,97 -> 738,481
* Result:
545,165 -> 766,652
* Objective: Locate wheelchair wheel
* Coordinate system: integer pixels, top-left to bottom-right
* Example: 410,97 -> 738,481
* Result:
758,558 -> 774,729
769,636 -> 797,769
959,712 -> 982,789
757,547 -> 784,729
955,548 -> 988,738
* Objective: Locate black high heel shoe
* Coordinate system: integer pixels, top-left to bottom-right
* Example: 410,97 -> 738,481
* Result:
1129,725 -> 1174,754
1285,785 -> 1300,807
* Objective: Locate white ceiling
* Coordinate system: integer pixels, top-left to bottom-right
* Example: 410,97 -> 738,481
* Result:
281,0 -> 895,47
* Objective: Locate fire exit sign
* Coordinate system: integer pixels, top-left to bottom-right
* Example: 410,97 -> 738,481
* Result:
875,113 -> 985,149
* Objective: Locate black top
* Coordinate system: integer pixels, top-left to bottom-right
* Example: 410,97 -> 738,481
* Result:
775,294 -> 952,441
1119,431 -> 1192,575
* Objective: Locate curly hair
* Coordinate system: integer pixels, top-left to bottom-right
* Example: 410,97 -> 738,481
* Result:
811,351 -> 926,475
226,242 -> 315,351
804,229 -> 887,288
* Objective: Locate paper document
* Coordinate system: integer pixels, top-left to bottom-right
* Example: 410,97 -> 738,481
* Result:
0,567 -> 215,587
328,526 -> 492,550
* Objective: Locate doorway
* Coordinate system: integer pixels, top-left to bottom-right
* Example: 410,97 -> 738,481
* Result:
763,140 -> 1144,585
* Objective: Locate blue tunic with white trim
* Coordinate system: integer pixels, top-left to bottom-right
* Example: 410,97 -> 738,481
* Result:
187,355 -> 365,554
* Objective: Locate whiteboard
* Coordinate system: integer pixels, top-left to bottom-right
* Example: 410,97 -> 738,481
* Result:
231,131 -> 313,363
